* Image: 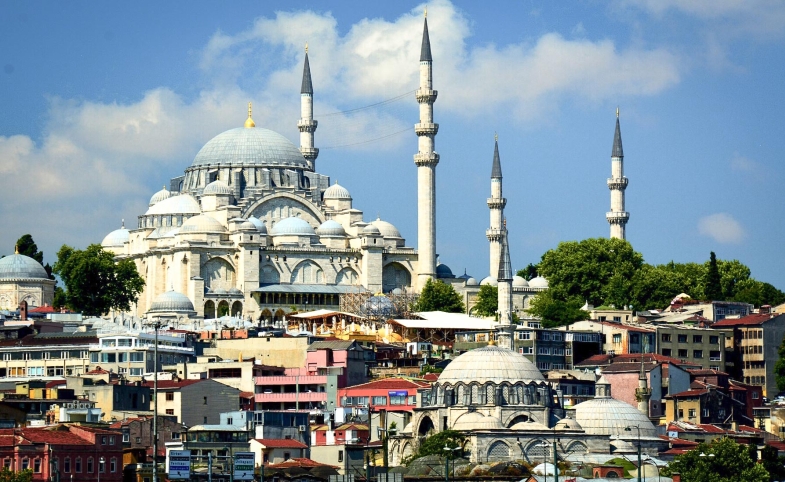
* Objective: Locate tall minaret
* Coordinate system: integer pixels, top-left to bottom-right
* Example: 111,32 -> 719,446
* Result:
414,11 -> 439,289
298,43 -> 319,172
487,135 -> 506,277
496,226 -> 514,350
606,108 -> 629,239
635,359 -> 652,417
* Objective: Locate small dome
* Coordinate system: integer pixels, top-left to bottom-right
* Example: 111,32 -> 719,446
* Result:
324,182 -> 352,200
148,291 -> 195,313
361,224 -> 381,236
180,215 -> 227,234
239,220 -> 257,231
0,254 -> 49,280
271,217 -> 315,236
573,378 -> 657,438
512,276 -> 530,288
436,263 -> 453,278
437,345 -> 544,385
466,277 -> 478,286
203,180 -> 232,196
101,226 -> 130,248
145,194 -> 201,216
316,220 -> 347,237
247,216 -> 267,234
228,287 -> 242,295
555,418 -> 583,431
511,420 -> 550,431
453,412 -> 504,431
370,218 -> 402,239
480,276 -> 498,286
213,288 -> 227,295
149,186 -> 171,206
529,276 -> 549,289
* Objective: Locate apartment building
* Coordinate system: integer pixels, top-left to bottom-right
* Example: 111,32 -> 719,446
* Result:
0,331 -> 95,380
656,325 -> 727,371
567,320 -> 656,355
89,331 -> 194,377
147,379 -> 241,426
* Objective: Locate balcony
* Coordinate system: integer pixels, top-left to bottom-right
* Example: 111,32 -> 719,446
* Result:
255,375 -> 327,385
254,392 -> 326,403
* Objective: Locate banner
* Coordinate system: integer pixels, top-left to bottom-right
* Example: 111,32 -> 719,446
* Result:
233,452 -> 255,481
168,450 -> 191,480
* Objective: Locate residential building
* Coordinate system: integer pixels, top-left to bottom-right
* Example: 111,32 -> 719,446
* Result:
65,376 -> 151,421
567,320 -> 655,355
110,416 -> 185,460
665,420 -> 764,446
638,298 -> 753,323
164,355 -> 258,392
184,411 -> 252,459
0,381 -> 102,424
146,378 -> 241,426
655,325 -> 727,371
544,369 -> 597,408
89,331 -> 194,378
337,378 -> 427,414
0,331 -> 95,380
665,386 -> 748,426
586,304 -> 634,324
249,438 -> 308,465
712,312 -> 785,397
309,423 -> 369,475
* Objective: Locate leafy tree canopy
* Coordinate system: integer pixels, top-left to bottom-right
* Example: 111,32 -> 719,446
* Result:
0,469 -> 33,482
53,244 -> 145,316
516,263 -> 539,281
664,437 -> 768,482
472,284 -> 498,317
15,234 -> 43,264
413,279 -> 464,313
761,444 -> 785,482
404,430 -> 466,465
526,290 -> 589,328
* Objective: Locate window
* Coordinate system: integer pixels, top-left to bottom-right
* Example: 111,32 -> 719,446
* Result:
130,352 -> 144,362
677,334 -> 688,343
4,459 -> 10,469
517,331 -> 531,340
99,459 -> 105,473
75,458 -> 82,473
90,353 -> 99,363
338,450 -> 344,463
693,335 -> 703,343
172,432 -> 181,440
372,396 -> 387,406
64,458 -> 71,473
662,349 -> 672,357
109,436 -> 115,445
110,458 -> 116,473
688,409 -> 696,418
693,350 -> 703,359
519,347 -> 533,354
753,392 -> 760,399
283,452 -> 291,461
710,336 -> 719,345
710,351 -> 721,361
166,409 -> 174,415
130,368 -> 143,376
33,459 -> 41,473
136,437 -> 142,444
166,392 -> 174,401
123,432 -> 130,443
87,458 -> 94,473
101,436 -> 107,445
203,396 -> 207,405
702,409 -> 710,418
390,394 -> 407,405
21,459 -> 29,471
612,334 -> 622,343
661,334 -> 672,342
678,349 -> 688,358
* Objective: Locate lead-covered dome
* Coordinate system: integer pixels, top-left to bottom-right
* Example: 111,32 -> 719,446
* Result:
573,376 -> 657,438
247,216 -> 267,234
191,127 -> 308,170
102,225 -> 130,248
436,263 -> 453,278
148,291 -> 196,313
203,180 -> 232,195
437,345 -> 544,385
512,276 -> 529,288
316,220 -> 346,237
453,412 -> 504,431
323,182 -> 352,200
529,276 -> 549,289
145,194 -> 201,216
370,218 -> 402,239
271,217 -> 315,236
480,276 -> 498,286
180,214 -> 227,234
0,254 -> 49,280
149,186 -> 171,206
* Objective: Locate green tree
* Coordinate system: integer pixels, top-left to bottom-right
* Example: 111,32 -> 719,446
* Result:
15,234 -> 43,264
705,252 -> 723,301
404,430 -> 465,464
0,469 -> 32,482
761,444 -> 785,482
774,334 -> 785,392
733,279 -> 785,307
413,279 -> 464,313
526,290 -> 589,328
472,284 -> 498,317
53,244 -> 145,316
517,263 -> 539,281
629,264 -> 685,310
665,437 -> 768,482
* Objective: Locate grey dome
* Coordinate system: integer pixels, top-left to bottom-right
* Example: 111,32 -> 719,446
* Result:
192,127 -> 308,169
247,216 -> 267,234
453,412 -> 504,431
239,220 -> 257,231
480,276 -> 498,286
323,182 -> 351,200
149,186 -> 172,206
512,276 -> 530,288
436,263 -> 453,278
361,224 -> 381,236
203,180 -> 232,195
148,291 -> 195,313
271,217 -> 315,236
437,345 -> 544,385
466,277 -> 478,286
180,215 -> 227,234
529,276 -> 549,289
316,220 -> 346,237
0,254 -> 49,280
370,218 -> 402,239
145,194 -> 201,216
102,226 -> 130,248
573,377 -> 657,438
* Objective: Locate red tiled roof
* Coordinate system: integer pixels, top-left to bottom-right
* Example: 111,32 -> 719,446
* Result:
86,366 -> 110,375
46,380 -> 66,388
577,353 -> 698,367
342,378 -> 429,391
422,373 -> 439,382
20,428 -> 94,445
254,439 -> 308,449
688,369 -> 728,376
239,391 -> 254,399
268,457 -> 338,469
669,388 -> 709,398
29,306 -> 57,313
712,313 -> 777,327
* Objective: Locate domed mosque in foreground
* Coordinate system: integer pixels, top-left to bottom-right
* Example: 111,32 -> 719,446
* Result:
0,246 -> 55,310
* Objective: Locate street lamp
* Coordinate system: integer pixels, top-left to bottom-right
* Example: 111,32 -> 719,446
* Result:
442,446 -> 460,482
98,457 -> 105,482
625,426 -> 642,482
223,446 -> 234,482
143,317 -> 166,482
536,442 -> 550,482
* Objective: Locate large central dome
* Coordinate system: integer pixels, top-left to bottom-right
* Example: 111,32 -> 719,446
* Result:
191,127 -> 309,169
438,345 -> 545,385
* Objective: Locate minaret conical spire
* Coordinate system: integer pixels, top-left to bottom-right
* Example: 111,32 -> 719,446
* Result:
491,135 -> 502,179
301,46 -> 313,95
298,43 -> 318,171
497,227 -> 512,281
612,108 -> 623,158
606,108 -> 629,240
487,136 -> 506,277
420,15 -> 433,62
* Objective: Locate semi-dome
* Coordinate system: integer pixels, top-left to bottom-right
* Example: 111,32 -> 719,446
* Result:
370,218 -> 402,239
453,412 -> 504,431
203,180 -> 232,195
149,186 -> 171,206
437,345 -> 544,385
511,420 -> 550,431
247,216 -> 267,234
271,217 -> 315,236
512,276 -> 530,288
101,225 -> 130,248
436,263 -> 453,278
180,215 -> 227,234
361,224 -> 381,236
323,182 -> 352,200
145,194 -> 201,216
316,220 -> 346,237
148,291 -> 195,313
554,417 -> 583,431
480,276 -> 498,286
573,377 -> 657,438
0,253 -> 49,280
191,127 -> 309,169
529,276 -> 549,289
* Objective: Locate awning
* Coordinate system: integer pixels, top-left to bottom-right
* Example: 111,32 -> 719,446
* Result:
392,311 -> 497,330
251,284 -> 370,295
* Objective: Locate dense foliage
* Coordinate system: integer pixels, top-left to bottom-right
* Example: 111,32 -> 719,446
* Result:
664,437 -> 768,482
472,284 -> 498,317
403,430 -> 465,465
524,238 -> 785,326
0,469 -> 33,482
53,244 -> 145,316
413,279 -> 465,313
761,444 -> 785,482
15,234 -> 54,279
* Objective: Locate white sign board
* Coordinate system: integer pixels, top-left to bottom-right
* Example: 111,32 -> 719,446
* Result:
168,450 -> 191,479
233,452 -> 255,481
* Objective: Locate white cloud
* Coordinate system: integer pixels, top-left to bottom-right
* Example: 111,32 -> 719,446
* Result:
698,213 -> 746,244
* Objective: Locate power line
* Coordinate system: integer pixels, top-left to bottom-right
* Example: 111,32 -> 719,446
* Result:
320,126 -> 412,150
317,90 -> 416,118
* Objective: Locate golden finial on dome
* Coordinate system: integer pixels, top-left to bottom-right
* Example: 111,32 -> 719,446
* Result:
488,337 -> 496,346
244,102 -> 256,128
14,245 -> 19,255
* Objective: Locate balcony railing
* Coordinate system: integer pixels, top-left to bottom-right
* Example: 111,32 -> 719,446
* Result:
255,375 -> 327,385
254,392 -> 326,403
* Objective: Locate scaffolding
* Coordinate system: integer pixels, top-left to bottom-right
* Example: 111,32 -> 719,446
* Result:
339,287 -> 419,321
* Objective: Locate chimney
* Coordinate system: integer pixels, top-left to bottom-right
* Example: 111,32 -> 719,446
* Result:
19,301 -> 28,321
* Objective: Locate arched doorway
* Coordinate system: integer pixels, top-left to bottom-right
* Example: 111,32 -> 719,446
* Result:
274,308 -> 286,324
418,416 -> 435,437
204,300 -> 216,319
505,414 -> 530,428
217,300 -> 230,317
260,309 -> 272,323
231,301 -> 242,317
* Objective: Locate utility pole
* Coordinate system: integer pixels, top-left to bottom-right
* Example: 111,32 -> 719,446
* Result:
144,317 -> 165,482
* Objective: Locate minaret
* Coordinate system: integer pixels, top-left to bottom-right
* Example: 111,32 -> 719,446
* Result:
606,108 -> 629,239
298,43 -> 319,172
635,358 -> 652,416
496,223 -> 514,350
487,135 -> 506,277
414,11 -> 439,290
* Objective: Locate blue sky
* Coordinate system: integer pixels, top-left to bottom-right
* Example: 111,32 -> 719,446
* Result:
1,1 -> 784,292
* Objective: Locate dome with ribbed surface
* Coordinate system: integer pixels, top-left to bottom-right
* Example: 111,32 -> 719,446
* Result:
529,276 -> 549,289
271,217 -> 315,236
453,412 -> 504,431
148,290 -> 195,313
247,216 -> 267,234
149,186 -> 171,206
191,127 -> 308,169
180,215 -> 227,234
316,220 -> 346,237
203,180 -> 232,195
573,376 -> 657,438
0,254 -> 49,280
323,182 -> 351,200
437,345 -> 544,385
101,226 -> 130,247
370,218 -> 401,239
145,194 -> 201,216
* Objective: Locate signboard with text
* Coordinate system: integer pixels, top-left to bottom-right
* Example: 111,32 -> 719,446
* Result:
168,450 -> 191,479
233,452 -> 255,481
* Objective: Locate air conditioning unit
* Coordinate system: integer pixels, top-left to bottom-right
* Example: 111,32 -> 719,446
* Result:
298,425 -> 307,432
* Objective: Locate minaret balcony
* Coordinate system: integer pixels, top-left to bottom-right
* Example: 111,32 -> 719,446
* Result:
415,123 -> 439,136
414,152 -> 440,167
301,147 -> 319,160
298,119 -> 318,132
487,198 -> 507,209
635,387 -> 652,401
486,228 -> 504,241
416,88 -> 438,103
606,211 -> 630,224
606,177 -> 628,190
